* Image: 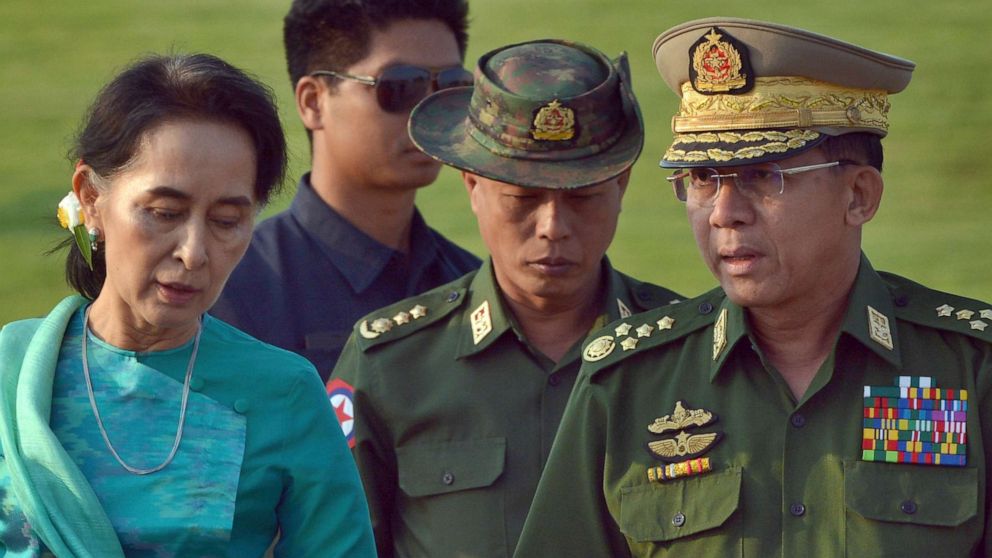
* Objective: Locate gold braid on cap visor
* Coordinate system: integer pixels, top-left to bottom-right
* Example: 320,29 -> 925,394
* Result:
664,77 -> 891,164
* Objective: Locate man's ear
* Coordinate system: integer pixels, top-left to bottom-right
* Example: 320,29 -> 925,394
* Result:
462,171 -> 482,213
615,169 -> 631,200
72,161 -> 104,230
295,76 -> 327,132
845,165 -> 884,226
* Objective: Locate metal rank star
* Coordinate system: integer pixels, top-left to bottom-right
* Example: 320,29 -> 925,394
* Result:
393,311 -> 412,325
359,318 -> 392,339
981,309 -> 992,320
657,316 -> 675,330
956,309 -> 975,320
971,320 -> 988,331
410,305 -> 428,319
620,337 -> 638,351
936,304 -> 954,317
614,322 -> 633,337
635,323 -> 655,338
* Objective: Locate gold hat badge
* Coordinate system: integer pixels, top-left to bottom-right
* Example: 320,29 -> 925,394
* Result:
646,400 -> 723,462
689,27 -> 753,95
532,99 -> 575,141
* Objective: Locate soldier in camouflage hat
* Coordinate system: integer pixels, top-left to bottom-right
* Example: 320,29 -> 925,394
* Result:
329,39 -> 682,557
517,18 -> 992,557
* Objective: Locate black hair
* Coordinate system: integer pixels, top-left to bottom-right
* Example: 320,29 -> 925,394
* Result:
820,132 -> 884,172
64,52 -> 287,299
282,0 -> 470,89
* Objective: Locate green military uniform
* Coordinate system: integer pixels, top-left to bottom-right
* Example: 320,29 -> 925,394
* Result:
515,256 -> 992,557
331,258 -> 681,557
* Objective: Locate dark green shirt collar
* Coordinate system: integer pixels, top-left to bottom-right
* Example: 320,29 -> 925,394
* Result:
455,257 -> 633,360
709,254 -> 903,382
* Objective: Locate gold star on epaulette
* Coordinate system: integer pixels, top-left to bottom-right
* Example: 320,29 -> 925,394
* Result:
971,320 -> 988,331
981,309 -> 992,320
657,316 -> 675,330
936,304 -> 954,317
956,309 -> 975,320
410,305 -> 428,319
635,324 -> 654,338
615,323 -> 633,336
393,311 -> 411,325
620,337 -> 638,351
371,318 -> 393,333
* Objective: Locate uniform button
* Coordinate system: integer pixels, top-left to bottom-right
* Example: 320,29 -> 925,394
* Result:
698,302 -> 714,315
894,294 -> 909,307
548,374 -> 561,387
790,413 -> 806,428
671,512 -> 686,527
446,291 -> 460,303
234,399 -> 250,414
900,500 -> 917,515
442,471 -> 455,485
790,503 -> 806,517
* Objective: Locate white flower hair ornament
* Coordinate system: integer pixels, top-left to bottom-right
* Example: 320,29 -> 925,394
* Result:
57,191 -> 95,270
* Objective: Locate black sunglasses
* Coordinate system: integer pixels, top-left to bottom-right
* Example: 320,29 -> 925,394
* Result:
310,64 -> 474,113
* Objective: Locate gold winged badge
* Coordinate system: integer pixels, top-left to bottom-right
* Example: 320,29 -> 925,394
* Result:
645,400 -> 722,463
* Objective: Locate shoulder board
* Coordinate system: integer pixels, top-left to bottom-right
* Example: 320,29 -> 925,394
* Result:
353,273 -> 473,352
620,272 -> 685,312
881,272 -> 992,345
582,288 -> 724,376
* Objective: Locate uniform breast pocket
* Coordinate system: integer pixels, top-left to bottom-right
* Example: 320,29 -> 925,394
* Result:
396,438 -> 507,557
618,466 -> 742,557
844,460 -> 979,557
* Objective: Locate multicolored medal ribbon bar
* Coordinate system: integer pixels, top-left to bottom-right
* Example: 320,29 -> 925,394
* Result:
647,457 -> 711,483
862,376 -> 967,466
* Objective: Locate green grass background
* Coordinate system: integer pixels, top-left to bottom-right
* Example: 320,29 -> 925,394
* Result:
2,0 -> 989,325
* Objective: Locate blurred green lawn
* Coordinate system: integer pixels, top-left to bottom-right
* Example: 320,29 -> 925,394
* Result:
2,0 -> 989,324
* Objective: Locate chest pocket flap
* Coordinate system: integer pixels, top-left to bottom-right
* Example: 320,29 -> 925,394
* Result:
845,461 -> 977,526
397,438 -> 506,497
619,465 -> 742,542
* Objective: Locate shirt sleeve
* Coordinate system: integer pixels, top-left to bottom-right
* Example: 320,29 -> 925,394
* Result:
332,334 -> 397,558
978,344 -> 992,557
273,363 -> 377,558
514,371 -> 632,557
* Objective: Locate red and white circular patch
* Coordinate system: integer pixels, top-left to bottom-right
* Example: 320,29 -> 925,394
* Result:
326,378 -> 356,448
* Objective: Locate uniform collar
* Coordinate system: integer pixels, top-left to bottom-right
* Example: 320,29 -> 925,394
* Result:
289,173 -> 439,294
709,253 -> 902,382
454,257 -> 632,359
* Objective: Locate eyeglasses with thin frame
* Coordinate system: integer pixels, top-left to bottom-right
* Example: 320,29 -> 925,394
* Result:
666,160 -> 858,206
310,64 -> 474,114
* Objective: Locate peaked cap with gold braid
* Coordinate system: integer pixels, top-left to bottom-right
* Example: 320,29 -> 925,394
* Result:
653,18 -> 915,168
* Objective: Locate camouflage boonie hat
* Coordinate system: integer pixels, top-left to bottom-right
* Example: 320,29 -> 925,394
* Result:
653,18 -> 915,168
409,39 -> 643,189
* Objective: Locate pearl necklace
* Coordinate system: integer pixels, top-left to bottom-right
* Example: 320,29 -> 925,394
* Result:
81,307 -> 200,475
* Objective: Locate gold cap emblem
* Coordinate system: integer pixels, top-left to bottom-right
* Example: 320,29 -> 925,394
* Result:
689,27 -> 752,94
531,99 -> 575,141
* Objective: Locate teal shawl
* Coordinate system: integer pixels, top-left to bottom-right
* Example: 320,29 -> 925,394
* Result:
0,295 -> 125,557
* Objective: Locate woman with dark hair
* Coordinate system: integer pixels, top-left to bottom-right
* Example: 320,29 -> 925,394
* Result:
0,53 -> 376,557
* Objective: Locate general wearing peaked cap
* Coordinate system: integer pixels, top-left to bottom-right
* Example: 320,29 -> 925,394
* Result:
653,18 -> 916,168
410,39 -> 643,189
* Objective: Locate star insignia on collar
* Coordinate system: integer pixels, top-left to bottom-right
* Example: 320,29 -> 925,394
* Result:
981,309 -> 992,320
971,320 -> 988,331
657,316 -> 675,330
410,305 -> 428,319
936,304 -> 954,317
615,323 -> 633,337
371,318 -> 394,334
956,309 -> 975,320
635,324 -> 655,338
393,311 -> 411,325
620,337 -> 638,351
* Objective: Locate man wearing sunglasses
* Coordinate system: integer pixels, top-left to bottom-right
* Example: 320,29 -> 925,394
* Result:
516,18 -> 992,557
329,40 -> 682,557
212,0 -> 480,380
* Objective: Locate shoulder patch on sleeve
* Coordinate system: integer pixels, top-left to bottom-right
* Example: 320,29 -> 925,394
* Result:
582,289 -> 723,375
881,272 -> 992,344
353,280 -> 471,352
325,378 -> 356,448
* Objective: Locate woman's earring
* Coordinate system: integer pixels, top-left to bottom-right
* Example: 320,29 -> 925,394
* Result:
88,227 -> 100,252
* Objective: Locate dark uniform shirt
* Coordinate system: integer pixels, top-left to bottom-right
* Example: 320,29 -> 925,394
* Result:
211,174 -> 480,380
330,258 -> 682,558
515,255 -> 992,557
